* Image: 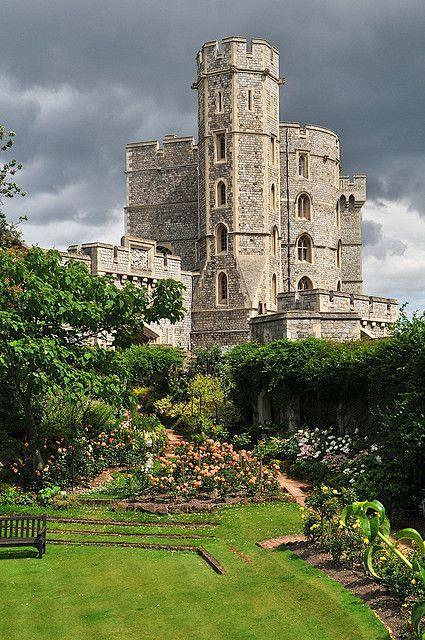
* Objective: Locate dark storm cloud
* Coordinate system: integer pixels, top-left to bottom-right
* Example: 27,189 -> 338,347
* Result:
362,220 -> 406,260
1,0 -> 424,250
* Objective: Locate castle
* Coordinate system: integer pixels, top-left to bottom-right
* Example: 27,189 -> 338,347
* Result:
66,37 -> 398,350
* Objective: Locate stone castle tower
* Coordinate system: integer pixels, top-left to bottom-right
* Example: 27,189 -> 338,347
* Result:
191,37 -> 282,347
119,36 -> 397,348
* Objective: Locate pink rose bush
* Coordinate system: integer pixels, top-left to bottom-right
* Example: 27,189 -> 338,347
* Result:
148,438 -> 280,497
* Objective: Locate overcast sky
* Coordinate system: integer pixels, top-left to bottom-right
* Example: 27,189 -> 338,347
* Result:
1,0 -> 424,311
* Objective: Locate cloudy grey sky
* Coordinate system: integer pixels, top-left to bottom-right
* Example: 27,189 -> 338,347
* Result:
2,0 -> 425,310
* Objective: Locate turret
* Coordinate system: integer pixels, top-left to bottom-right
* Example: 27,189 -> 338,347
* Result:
191,37 -> 283,348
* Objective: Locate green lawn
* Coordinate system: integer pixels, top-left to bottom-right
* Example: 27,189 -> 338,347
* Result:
0,501 -> 389,640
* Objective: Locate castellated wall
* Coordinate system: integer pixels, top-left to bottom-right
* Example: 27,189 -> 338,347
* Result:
339,175 -> 366,294
192,37 -> 282,348
280,122 -> 343,292
66,236 -> 192,350
250,289 -> 398,343
125,135 -> 198,271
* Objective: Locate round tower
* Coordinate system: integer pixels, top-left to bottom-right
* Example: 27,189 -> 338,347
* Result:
280,122 -> 342,292
191,36 -> 283,348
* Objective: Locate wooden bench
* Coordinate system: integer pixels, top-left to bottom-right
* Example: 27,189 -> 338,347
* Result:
0,515 -> 47,558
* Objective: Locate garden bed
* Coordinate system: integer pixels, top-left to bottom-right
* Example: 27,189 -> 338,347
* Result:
117,492 -> 287,514
282,539 -> 405,638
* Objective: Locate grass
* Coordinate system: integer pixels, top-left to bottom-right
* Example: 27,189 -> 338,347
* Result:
0,501 -> 390,640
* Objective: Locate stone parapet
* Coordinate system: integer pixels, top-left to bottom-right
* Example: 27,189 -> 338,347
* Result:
66,236 -> 193,350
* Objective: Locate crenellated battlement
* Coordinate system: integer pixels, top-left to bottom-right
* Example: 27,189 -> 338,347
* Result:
196,36 -> 279,79
339,175 -> 366,202
280,121 -> 339,141
126,135 -> 198,172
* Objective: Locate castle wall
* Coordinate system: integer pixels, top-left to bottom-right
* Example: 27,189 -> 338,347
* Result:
280,122 -> 342,292
66,236 -> 193,350
250,289 -> 398,343
125,135 -> 198,271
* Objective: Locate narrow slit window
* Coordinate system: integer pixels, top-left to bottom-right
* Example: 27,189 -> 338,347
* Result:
247,89 -> 253,111
271,136 -> 276,165
217,90 -> 224,113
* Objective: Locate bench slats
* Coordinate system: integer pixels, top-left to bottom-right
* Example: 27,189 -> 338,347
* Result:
0,515 -> 47,558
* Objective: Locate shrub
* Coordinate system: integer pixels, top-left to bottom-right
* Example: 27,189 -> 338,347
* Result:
148,438 -> 280,498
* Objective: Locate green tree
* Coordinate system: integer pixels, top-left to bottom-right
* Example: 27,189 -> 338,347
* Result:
0,246 -> 184,468
0,125 -> 26,248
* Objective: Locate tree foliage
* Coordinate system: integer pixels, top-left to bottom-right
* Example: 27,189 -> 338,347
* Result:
225,315 -> 425,511
0,246 -> 185,466
0,125 -> 26,249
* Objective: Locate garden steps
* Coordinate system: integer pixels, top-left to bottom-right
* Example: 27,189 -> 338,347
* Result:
164,428 -> 184,458
257,533 -> 307,550
277,473 -> 310,507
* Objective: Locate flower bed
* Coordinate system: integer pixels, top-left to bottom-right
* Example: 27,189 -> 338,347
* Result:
148,439 -> 280,498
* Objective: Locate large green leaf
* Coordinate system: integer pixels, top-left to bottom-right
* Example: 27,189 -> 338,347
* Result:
411,600 -> 425,639
364,544 -> 382,579
395,528 -> 425,554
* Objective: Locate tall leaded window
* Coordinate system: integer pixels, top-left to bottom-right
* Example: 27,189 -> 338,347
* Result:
297,235 -> 313,262
298,276 -> 313,291
217,181 -> 226,207
216,132 -> 226,162
271,226 -> 279,256
335,201 -> 340,227
271,183 -> 276,209
299,153 -> 308,178
297,194 -> 311,219
216,224 -> 228,254
218,272 -> 228,305
336,240 -> 342,268
271,273 -> 277,305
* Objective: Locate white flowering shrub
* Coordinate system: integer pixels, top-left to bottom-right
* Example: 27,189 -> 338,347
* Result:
279,427 -> 384,488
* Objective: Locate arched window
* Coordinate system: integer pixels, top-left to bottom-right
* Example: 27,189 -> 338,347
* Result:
299,153 -> 308,178
271,273 -> 277,306
217,181 -> 226,207
348,194 -> 355,213
297,193 -> 311,219
271,183 -> 276,210
336,240 -> 342,268
216,224 -> 228,254
218,272 -> 228,305
336,280 -> 342,292
339,195 -> 347,214
296,235 -> 313,262
271,226 -> 279,256
298,276 -> 313,291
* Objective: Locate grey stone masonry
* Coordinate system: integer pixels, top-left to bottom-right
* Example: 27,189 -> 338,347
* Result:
125,135 -> 198,271
191,37 -> 283,348
250,289 -> 398,342
66,236 -> 192,350
62,36 -> 398,351
339,175 -> 366,294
